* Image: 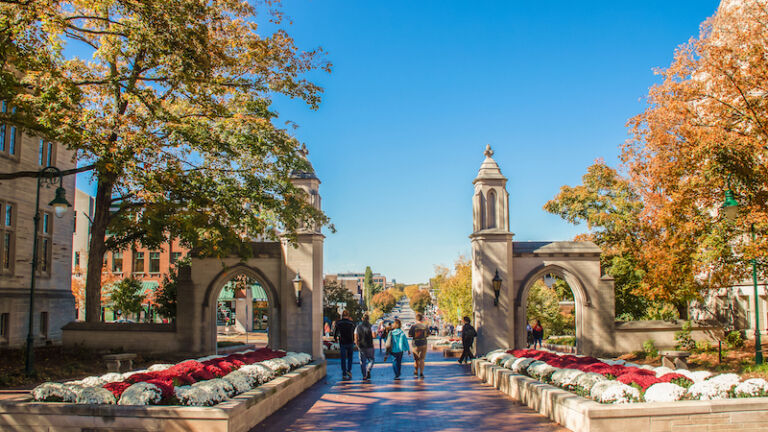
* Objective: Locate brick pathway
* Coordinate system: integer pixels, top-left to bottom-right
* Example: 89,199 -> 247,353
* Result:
254,349 -> 568,432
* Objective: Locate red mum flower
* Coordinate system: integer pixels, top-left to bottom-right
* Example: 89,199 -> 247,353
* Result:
103,381 -> 132,398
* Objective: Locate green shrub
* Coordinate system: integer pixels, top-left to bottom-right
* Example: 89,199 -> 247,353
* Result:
642,339 -> 658,357
674,320 -> 695,351
694,340 -> 714,353
726,330 -> 745,349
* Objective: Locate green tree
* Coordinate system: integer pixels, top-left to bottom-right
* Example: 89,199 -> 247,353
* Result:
323,281 -> 363,322
432,257 -> 472,324
526,280 -> 573,339
1,0 -> 332,323
155,273 -> 178,321
107,278 -> 146,319
364,266 -> 374,308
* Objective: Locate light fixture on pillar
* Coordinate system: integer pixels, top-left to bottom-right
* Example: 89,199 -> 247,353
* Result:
543,273 -> 556,289
492,270 -> 502,306
292,273 -> 303,307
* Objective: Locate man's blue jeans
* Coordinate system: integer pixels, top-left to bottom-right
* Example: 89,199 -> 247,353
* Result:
359,347 -> 375,378
391,352 -> 404,377
340,344 -> 354,375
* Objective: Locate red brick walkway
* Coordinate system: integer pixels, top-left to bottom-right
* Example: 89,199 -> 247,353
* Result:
254,349 -> 568,432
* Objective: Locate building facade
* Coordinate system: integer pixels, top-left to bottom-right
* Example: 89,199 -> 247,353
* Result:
323,272 -> 388,303
0,109 -> 76,347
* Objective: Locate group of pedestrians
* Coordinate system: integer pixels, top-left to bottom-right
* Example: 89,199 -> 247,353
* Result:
332,311 -> 478,380
526,320 -> 544,348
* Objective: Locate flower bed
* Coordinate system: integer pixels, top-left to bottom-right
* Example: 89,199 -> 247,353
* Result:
31,348 -> 312,407
484,349 -> 768,404
432,338 -> 462,350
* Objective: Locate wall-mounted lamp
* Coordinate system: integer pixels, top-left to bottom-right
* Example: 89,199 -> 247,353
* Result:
292,272 -> 303,307
492,270 -> 502,306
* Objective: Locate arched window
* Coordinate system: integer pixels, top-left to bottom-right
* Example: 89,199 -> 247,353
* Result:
479,192 -> 486,229
487,189 -> 497,229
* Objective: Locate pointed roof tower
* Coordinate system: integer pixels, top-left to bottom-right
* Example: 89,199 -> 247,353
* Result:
474,144 -> 506,183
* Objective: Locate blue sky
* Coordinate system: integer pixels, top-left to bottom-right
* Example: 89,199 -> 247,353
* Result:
77,0 -> 721,284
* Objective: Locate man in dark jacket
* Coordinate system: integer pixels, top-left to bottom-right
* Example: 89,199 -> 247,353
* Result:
355,313 -> 375,380
334,310 -> 356,379
458,316 -> 476,365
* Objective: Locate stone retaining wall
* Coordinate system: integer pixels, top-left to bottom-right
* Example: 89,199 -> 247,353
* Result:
0,361 -> 326,432
62,322 -> 183,354
472,359 -> 768,432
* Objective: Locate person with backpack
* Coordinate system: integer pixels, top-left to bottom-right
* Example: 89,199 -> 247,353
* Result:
383,319 -> 410,379
355,313 -> 375,380
458,316 -> 477,364
532,320 -> 544,349
409,313 -> 429,378
333,310 -> 356,379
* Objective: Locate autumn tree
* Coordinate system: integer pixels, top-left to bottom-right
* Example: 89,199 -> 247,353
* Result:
323,281 -> 363,322
622,0 -> 768,314
526,280 -> 574,339
409,289 -> 432,314
371,291 -> 396,313
404,284 -> 420,301
432,257 -> 472,324
1,0 -> 331,322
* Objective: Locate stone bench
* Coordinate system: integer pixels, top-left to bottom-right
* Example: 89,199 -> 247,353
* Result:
103,353 -> 137,372
659,350 -> 691,370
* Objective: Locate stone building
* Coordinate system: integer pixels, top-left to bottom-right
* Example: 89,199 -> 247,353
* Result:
0,107 -> 76,348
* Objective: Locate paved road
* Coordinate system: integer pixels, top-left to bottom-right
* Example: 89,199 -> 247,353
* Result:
253,350 -> 567,432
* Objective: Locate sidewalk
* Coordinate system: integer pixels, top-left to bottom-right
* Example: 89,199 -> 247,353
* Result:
253,349 -> 567,432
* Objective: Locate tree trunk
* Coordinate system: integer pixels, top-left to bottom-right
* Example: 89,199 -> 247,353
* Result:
84,175 -> 115,323
676,302 -> 689,321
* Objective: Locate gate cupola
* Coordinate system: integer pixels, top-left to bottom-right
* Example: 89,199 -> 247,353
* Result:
473,145 -> 510,233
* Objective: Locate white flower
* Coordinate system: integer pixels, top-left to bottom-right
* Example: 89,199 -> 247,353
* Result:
485,349 -> 506,359
66,376 -> 104,388
734,378 -> 768,397
99,373 -> 124,384
501,356 -> 518,369
74,387 -> 117,405
175,386 -> 215,407
195,378 -> 236,399
526,361 -> 558,381
590,381 -> 640,404
575,372 -> 607,393
644,382 -> 686,402
494,354 -> 515,366
511,357 -> 536,374
686,374 -> 739,401
289,352 -> 312,366
689,370 -> 713,383
486,351 -> 508,364
653,367 -> 674,378
32,383 -> 77,402
261,358 -> 291,375
239,363 -> 275,385
118,382 -> 163,406
223,370 -> 253,394
120,369 -> 148,380
551,369 -> 584,389
148,363 -> 174,372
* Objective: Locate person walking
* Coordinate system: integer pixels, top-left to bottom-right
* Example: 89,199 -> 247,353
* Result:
333,310 -> 356,379
355,313 -> 375,380
458,316 -> 477,364
532,320 -> 544,349
526,322 -> 533,348
378,323 -> 390,351
383,319 -> 410,379
409,313 -> 429,378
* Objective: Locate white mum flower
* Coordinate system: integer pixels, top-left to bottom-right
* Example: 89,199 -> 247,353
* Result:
590,381 -> 640,404
175,386 -> 216,407
239,363 -> 275,384
501,356 -> 518,369
147,363 -> 174,372
511,357 -> 536,374
494,354 -> 515,366
686,374 -> 739,401
118,382 -> 163,406
32,382 -> 77,403
98,373 -> 124,384
526,361 -> 558,381
551,369 -> 585,389
689,370 -> 713,383
486,351 -> 507,364
74,387 -> 117,405
653,367 -> 674,378
576,372 -> 607,393
282,354 -> 303,368
222,370 -> 253,394
120,369 -> 148,380
261,358 -> 291,375
734,378 -> 768,397
644,382 -> 686,402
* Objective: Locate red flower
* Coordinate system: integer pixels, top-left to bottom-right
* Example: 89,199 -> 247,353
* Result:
103,381 -> 132,398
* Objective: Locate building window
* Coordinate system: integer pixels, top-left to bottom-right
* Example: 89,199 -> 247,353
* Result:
39,139 -> 54,166
0,201 -> 15,274
170,252 -> 182,265
0,101 -> 19,161
133,251 -> 145,274
0,312 -> 8,340
487,189 -> 497,229
149,251 -> 161,273
112,251 -> 123,274
39,311 -> 48,338
74,251 -> 80,267
36,211 -> 52,277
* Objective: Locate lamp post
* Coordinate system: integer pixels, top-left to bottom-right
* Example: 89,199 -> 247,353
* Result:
492,270 -> 502,306
721,184 -> 763,365
26,166 -> 72,375
292,272 -> 303,307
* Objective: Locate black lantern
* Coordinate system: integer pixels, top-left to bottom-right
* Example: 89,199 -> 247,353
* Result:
292,272 -> 303,307
492,270 -> 502,306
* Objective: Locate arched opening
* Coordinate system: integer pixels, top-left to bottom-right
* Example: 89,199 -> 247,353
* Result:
516,265 -> 589,353
203,264 -> 281,354
487,189 -> 497,229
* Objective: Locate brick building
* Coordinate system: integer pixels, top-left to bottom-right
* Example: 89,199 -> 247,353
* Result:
0,103 -> 77,347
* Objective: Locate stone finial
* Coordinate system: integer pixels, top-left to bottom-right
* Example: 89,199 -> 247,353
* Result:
298,143 -> 309,158
484,144 -> 494,158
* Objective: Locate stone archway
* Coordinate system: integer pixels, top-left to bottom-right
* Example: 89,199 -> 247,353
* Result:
202,263 -> 282,354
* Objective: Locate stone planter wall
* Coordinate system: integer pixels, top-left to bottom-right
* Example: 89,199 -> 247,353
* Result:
0,361 -> 326,432
472,359 -> 768,432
